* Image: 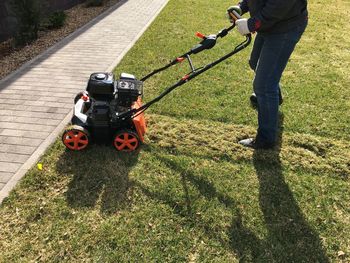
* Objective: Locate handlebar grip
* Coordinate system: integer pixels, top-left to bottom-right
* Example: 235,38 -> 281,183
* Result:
228,10 -> 241,22
196,32 -> 206,39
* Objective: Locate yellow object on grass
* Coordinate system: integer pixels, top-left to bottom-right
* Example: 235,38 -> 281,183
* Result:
37,163 -> 43,170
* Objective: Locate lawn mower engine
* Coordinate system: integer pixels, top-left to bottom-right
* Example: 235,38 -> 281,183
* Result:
62,72 -> 146,151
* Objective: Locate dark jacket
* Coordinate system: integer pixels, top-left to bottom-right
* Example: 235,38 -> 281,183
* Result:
239,0 -> 308,33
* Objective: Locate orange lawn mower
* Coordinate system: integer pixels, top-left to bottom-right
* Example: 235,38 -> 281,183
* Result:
62,11 -> 251,152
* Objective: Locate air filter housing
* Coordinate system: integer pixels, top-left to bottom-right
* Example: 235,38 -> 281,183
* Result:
115,73 -> 143,107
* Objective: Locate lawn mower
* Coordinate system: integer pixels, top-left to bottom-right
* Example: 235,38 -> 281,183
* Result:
62,11 -> 251,151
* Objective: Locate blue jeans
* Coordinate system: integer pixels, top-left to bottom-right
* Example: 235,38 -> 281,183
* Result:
249,21 -> 307,144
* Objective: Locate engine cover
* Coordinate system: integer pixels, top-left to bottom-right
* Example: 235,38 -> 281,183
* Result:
87,72 -> 114,100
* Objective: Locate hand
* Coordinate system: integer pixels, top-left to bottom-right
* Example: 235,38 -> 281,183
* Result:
235,18 -> 251,35
227,5 -> 242,23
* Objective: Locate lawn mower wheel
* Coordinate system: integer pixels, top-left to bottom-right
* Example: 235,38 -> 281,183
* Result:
113,130 -> 140,151
62,125 -> 90,151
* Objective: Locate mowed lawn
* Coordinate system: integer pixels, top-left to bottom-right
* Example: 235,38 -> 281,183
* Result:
1,0 -> 350,262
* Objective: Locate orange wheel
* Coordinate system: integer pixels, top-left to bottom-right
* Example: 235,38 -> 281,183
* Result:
62,126 -> 90,151
113,130 -> 139,151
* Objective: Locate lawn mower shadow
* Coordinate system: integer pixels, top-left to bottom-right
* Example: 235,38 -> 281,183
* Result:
56,146 -> 140,214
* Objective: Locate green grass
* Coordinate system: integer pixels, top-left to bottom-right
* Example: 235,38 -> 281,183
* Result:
1,0 -> 350,262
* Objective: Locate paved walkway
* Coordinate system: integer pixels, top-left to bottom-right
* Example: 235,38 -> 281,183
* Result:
0,0 -> 168,203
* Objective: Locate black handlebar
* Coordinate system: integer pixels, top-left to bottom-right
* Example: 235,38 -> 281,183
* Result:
117,25 -> 252,121
140,24 -> 236,82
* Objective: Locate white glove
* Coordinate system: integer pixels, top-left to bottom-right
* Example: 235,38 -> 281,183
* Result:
235,18 -> 251,36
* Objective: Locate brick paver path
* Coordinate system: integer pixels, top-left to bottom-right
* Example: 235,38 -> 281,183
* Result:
0,0 -> 168,203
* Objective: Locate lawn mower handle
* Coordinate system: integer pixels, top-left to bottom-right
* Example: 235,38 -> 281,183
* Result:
228,10 -> 242,23
140,24 -> 236,82
117,28 -> 252,121
139,10 -> 242,82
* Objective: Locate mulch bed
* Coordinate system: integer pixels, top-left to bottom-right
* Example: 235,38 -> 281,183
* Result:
0,0 -> 120,80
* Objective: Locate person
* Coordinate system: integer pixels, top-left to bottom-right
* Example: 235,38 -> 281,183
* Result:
227,0 -> 308,149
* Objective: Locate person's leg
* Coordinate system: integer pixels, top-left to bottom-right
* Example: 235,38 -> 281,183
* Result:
248,33 -> 264,107
249,33 -> 264,71
240,22 -> 307,148
249,34 -> 283,107
255,25 -> 306,145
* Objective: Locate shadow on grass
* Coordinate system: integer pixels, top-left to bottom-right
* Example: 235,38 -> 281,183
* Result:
138,113 -> 329,262
229,113 -> 329,262
56,146 -> 139,214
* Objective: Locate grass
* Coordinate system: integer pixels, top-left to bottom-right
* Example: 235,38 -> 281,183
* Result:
1,0 -> 350,262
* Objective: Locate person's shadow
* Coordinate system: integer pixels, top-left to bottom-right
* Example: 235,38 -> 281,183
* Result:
56,145 -> 139,214
229,113 -> 329,262
133,113 -> 329,262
